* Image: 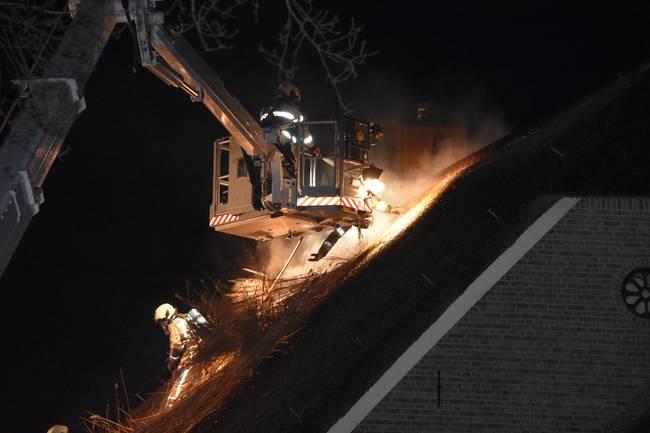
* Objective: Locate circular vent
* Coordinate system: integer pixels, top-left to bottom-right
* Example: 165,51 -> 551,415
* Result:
621,268 -> 650,318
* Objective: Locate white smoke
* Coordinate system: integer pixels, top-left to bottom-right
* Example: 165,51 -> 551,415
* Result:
256,136 -> 492,280
252,95 -> 508,281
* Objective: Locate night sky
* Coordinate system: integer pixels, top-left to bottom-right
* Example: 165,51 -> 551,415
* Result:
1,1 -> 648,432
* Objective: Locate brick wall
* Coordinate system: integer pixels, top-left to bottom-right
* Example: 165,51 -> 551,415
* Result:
354,197 -> 650,433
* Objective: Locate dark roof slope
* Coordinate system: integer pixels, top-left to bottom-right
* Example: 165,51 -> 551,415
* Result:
195,63 -> 650,433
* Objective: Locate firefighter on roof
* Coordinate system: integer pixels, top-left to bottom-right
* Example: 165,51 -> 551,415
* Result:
154,303 -> 210,371
259,82 -> 318,178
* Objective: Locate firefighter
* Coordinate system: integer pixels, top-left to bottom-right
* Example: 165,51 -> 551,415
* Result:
154,303 -> 208,371
46,426 -> 68,433
361,165 -> 402,214
369,123 -> 384,146
259,82 -> 318,178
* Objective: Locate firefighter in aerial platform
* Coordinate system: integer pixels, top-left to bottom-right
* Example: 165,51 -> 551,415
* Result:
360,164 -> 403,214
308,163 -> 400,262
259,82 -> 318,179
154,303 -> 210,371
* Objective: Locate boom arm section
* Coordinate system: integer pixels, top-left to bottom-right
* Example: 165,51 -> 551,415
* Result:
130,4 -> 271,157
0,0 -> 271,278
0,0 -> 120,277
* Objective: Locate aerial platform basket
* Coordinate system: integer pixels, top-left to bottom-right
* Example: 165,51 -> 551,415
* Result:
210,117 -> 376,241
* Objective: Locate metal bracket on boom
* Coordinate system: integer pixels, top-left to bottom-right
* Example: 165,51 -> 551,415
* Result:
309,226 -> 350,261
1,172 -> 44,223
33,78 -> 86,113
0,171 -> 44,273
128,0 -> 163,66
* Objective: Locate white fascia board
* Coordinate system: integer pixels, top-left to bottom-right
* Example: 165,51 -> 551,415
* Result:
327,196 -> 582,433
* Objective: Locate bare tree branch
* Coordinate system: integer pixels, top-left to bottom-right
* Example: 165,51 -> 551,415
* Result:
164,0 -> 252,51
168,0 -> 378,110
0,0 -> 375,126
250,0 -> 259,24
260,0 -> 377,112
0,0 -> 70,135
259,13 -> 305,85
0,0 -> 69,78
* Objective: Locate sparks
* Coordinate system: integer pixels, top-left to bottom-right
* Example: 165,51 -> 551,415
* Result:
361,164 -> 470,265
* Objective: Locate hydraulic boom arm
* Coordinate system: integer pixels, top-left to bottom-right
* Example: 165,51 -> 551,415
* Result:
0,0 -> 120,277
129,2 -> 272,157
0,0 -> 271,277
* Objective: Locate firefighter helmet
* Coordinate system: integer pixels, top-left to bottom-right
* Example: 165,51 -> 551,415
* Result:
47,426 -> 69,433
277,82 -> 301,103
154,303 -> 176,324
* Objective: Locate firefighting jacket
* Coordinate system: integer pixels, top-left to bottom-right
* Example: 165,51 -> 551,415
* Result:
168,316 -> 193,360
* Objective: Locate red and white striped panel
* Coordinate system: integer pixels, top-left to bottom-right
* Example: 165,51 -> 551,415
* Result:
297,196 -> 341,207
340,196 -> 371,212
210,213 -> 240,226
297,195 -> 372,212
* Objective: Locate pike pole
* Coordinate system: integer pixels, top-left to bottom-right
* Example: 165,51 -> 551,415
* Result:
270,237 -> 303,292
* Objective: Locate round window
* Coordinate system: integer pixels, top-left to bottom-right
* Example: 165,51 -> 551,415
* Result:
621,268 -> 650,318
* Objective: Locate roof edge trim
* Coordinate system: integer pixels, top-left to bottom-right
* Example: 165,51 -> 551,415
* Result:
327,196 -> 582,433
